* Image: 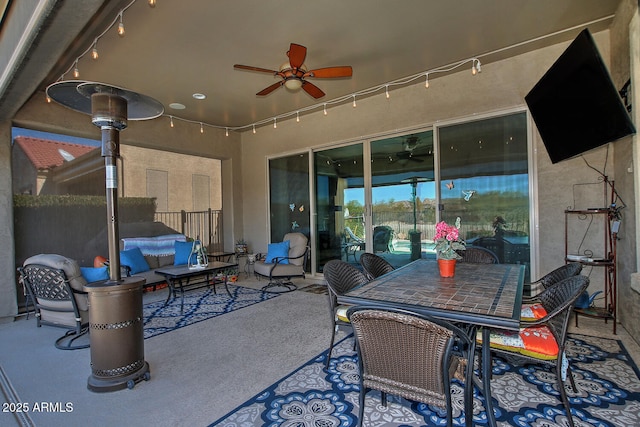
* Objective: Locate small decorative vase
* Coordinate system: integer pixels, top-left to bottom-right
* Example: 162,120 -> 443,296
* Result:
438,258 -> 456,277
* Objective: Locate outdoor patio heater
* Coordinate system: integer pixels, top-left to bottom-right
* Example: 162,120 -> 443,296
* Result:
46,81 -> 163,392
401,176 -> 429,261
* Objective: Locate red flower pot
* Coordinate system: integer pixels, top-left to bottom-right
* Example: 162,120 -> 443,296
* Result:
438,258 -> 456,277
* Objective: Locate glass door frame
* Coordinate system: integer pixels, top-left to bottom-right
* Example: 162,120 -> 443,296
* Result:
266,106 -> 538,279
432,106 -> 538,277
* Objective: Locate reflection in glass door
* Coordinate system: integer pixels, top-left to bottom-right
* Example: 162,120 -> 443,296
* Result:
268,154 -> 310,262
314,145 -> 363,273
370,131 -> 435,267
438,111 -> 531,279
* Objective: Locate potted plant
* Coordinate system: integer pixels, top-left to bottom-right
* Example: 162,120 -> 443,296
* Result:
433,217 -> 466,277
235,238 -> 248,254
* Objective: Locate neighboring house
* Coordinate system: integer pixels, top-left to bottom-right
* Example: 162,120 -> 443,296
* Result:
12,136 -> 98,195
12,135 -> 222,212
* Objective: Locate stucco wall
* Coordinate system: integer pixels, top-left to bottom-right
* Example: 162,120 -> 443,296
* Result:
239,30 -> 618,285
119,145 -> 222,211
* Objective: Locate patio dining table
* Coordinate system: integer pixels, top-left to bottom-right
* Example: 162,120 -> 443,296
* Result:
337,258 -> 525,427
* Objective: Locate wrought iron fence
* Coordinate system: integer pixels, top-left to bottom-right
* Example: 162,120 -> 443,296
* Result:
154,209 -> 223,251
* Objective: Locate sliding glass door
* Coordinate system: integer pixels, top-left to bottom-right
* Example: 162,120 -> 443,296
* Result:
314,144 -> 364,273
268,153 -> 310,249
370,130 -> 435,264
438,111 -> 530,279
266,109 -> 532,278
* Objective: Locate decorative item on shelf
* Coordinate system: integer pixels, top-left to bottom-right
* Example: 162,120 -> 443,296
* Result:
247,253 -> 256,265
433,217 -> 466,277
188,240 -> 208,270
235,238 -> 248,254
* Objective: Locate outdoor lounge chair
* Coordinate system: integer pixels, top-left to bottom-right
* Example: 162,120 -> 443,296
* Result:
19,254 -> 90,350
254,232 -> 310,293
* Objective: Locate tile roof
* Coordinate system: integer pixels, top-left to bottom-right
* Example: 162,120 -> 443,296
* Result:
15,136 -> 98,170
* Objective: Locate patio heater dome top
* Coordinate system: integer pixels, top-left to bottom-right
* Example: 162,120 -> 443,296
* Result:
46,80 -> 164,121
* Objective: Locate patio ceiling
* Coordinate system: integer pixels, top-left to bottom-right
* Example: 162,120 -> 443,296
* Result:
0,0 -> 623,132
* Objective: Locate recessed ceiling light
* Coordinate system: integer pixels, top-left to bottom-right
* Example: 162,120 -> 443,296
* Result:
169,103 -> 186,110
192,93 -> 206,100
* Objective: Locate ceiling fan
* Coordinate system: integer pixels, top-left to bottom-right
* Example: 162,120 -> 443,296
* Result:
233,43 -> 352,99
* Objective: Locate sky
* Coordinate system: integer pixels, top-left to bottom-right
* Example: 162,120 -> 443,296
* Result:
12,127 -> 101,147
344,174 -> 528,205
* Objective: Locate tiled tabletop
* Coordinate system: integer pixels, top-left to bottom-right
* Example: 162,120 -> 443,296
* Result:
340,259 -> 524,330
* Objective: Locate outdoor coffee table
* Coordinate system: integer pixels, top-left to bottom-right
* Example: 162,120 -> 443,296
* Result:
156,261 -> 238,312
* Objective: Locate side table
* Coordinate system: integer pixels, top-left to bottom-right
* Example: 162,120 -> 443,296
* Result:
236,253 -> 256,277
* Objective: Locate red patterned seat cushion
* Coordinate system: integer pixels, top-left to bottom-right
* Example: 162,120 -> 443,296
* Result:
478,325 -> 559,360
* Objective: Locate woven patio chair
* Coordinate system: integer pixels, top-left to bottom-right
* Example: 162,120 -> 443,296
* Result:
523,262 -> 582,301
19,254 -> 90,350
323,260 -> 369,370
479,274 -> 589,427
359,252 -> 395,280
458,246 -> 499,264
348,306 -> 476,427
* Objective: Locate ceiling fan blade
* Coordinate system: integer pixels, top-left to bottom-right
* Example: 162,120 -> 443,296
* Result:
256,81 -> 283,96
304,66 -> 353,78
301,81 -> 325,99
287,43 -> 307,69
234,64 -> 278,75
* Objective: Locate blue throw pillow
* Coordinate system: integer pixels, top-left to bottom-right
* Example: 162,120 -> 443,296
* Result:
265,241 -> 290,264
175,240 -> 200,265
120,247 -> 150,274
80,266 -> 109,282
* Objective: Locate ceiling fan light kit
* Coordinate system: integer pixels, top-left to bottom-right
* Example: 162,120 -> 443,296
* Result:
234,43 -> 353,99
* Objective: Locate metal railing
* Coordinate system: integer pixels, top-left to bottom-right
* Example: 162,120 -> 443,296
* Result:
154,209 -> 223,251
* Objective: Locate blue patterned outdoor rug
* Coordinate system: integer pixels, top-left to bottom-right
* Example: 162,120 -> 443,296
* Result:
143,285 -> 278,339
211,333 -> 640,426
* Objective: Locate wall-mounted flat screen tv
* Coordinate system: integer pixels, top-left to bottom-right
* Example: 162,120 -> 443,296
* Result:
525,29 -> 635,164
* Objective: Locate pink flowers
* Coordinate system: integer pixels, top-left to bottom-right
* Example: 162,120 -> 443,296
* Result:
434,217 -> 466,260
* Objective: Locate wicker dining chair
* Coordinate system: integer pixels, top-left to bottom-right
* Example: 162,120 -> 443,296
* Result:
523,262 -> 582,301
359,252 -> 395,280
458,246 -> 499,264
480,274 -> 589,427
323,260 -> 370,370
348,306 -> 475,427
